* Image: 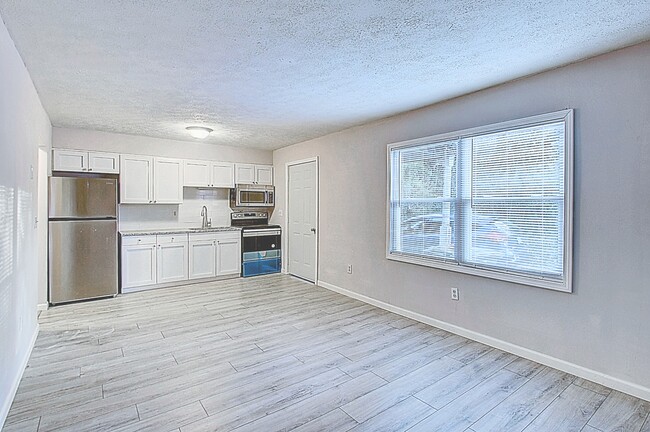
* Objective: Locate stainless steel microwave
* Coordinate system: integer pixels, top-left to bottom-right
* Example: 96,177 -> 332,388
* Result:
233,184 -> 275,207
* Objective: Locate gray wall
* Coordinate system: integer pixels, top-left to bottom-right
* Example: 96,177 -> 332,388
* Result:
53,127 -> 273,164
272,41 -> 650,391
0,14 -> 52,427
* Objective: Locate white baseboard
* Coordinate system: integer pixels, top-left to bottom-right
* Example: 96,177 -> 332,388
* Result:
0,324 -> 39,430
318,280 -> 650,402
122,274 -> 240,294
37,303 -> 48,311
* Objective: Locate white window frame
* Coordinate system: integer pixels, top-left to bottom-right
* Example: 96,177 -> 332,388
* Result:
386,109 -> 574,293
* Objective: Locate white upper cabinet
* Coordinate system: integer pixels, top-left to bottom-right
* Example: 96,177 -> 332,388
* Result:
53,149 -> 87,172
183,160 -> 211,187
120,155 -> 183,204
184,160 -> 234,188
154,158 -> 183,204
235,163 -> 256,184
211,162 -> 235,188
120,155 -> 153,204
53,149 -> 119,174
235,163 -> 273,185
88,152 -> 120,173
255,165 -> 273,185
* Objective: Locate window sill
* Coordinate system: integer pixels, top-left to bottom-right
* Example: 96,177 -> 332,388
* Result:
387,252 -> 571,293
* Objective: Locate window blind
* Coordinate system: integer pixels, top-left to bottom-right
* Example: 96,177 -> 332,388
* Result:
390,140 -> 458,261
465,122 -> 565,277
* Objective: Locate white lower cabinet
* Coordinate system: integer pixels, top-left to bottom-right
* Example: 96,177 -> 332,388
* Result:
156,235 -> 188,284
217,237 -> 241,276
122,236 -> 157,288
189,232 -> 241,280
189,235 -> 217,279
122,231 -> 241,291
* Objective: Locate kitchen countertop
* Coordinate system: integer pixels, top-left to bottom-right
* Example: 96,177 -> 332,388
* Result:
120,226 -> 241,236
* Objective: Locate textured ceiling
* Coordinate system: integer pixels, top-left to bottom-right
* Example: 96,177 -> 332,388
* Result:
1,1 -> 649,150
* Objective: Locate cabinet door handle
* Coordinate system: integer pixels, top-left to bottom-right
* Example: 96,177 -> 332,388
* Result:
88,168 -> 93,171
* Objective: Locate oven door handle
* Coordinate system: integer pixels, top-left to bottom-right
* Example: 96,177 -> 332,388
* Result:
242,230 -> 281,237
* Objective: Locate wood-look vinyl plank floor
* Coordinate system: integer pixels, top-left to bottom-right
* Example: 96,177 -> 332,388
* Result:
3,274 -> 648,432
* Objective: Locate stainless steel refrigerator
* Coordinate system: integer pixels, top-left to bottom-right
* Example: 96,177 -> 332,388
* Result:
49,175 -> 118,304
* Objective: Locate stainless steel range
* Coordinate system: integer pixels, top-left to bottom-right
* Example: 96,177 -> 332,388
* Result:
231,211 -> 281,277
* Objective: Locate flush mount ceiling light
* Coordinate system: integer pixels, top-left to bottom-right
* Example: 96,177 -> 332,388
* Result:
186,126 -> 213,139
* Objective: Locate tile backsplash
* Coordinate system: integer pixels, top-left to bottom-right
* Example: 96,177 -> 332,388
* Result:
119,188 -> 232,231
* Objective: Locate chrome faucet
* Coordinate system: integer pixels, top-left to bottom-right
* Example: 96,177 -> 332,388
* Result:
201,206 -> 211,228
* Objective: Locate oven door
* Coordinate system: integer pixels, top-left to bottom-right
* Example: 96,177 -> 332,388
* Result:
242,229 -> 281,252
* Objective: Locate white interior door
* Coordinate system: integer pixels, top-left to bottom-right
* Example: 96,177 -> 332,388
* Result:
288,160 -> 318,282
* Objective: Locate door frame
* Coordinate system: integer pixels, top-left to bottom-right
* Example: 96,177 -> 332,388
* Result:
285,157 -> 319,284
37,147 -> 49,309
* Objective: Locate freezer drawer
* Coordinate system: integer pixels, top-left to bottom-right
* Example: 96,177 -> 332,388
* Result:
50,176 -> 117,218
49,220 -> 118,304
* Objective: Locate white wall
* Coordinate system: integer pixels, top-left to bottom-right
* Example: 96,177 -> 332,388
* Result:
273,41 -> 650,398
0,14 -> 52,429
119,188 -> 232,231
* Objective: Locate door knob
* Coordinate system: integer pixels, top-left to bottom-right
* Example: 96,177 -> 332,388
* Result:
310,228 -> 316,233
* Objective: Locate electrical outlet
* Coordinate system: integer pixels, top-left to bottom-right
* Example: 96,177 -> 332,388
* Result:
347,264 -> 352,274
451,287 -> 459,301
